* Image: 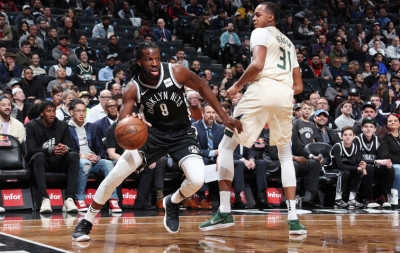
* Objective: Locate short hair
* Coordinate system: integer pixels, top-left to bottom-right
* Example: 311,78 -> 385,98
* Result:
59,53 -> 68,60
109,35 -> 118,40
48,26 -> 57,32
201,102 -> 211,110
27,103 -> 42,120
187,90 -> 199,100
51,85 -> 63,96
62,89 -> 77,99
259,2 -> 280,22
39,101 -> 56,113
341,125 -> 354,135
340,100 -> 352,108
23,67 -> 33,75
318,97 -> 329,103
79,50 -> 88,59
221,101 -> 231,110
30,53 -> 40,59
176,48 -> 185,54
370,94 -> 380,100
371,63 -> 379,69
356,30 -> 364,36
0,13 -> 5,19
113,67 -> 123,78
27,34 -> 36,40
68,99 -> 85,111
21,40 -> 31,47
301,100 -> 312,107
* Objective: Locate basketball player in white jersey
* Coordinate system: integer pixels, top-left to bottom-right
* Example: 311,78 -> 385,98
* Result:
199,2 -> 306,235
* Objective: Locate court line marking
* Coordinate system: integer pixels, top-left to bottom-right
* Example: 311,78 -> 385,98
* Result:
0,232 -> 73,253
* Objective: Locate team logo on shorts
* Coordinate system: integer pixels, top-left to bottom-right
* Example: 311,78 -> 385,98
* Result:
188,145 -> 200,154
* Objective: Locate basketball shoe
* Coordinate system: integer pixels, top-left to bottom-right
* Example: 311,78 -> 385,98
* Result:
348,199 -> 363,209
287,219 -> 307,235
163,194 -> 180,233
72,219 -> 93,242
199,208 -> 234,231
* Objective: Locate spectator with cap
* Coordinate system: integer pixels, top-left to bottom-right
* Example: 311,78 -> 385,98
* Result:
78,91 -> 92,116
15,4 -> 35,28
212,9 -> 229,32
336,87 -> 363,119
100,35 -> 123,63
98,55 -> 116,81
231,11 -> 245,32
152,18 -> 174,42
52,34 -> 77,62
353,101 -> 381,135
195,11 -> 212,33
48,54 -> 72,77
0,52 -> 21,77
309,97 -> 337,129
309,25 -> 322,45
0,94 -> 25,143
292,103 -> 302,120
93,15 -> 114,38
19,24 -> 44,50
57,17 -> 80,44
73,35 -> 98,63
313,109 -> 341,145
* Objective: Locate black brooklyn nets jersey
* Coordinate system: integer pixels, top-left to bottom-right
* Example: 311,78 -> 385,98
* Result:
354,134 -> 379,164
132,63 -> 191,131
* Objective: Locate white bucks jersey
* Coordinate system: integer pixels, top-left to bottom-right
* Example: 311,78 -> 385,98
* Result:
250,27 -> 298,87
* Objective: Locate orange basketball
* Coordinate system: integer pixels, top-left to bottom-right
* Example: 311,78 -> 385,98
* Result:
115,117 -> 148,150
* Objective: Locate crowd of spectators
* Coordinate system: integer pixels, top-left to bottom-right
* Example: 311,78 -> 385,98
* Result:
1,0 -> 400,213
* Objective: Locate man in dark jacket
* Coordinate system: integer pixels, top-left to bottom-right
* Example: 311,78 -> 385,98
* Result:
100,35 -> 123,63
26,101 -> 79,214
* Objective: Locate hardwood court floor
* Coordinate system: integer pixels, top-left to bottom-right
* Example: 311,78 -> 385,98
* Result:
0,209 -> 399,252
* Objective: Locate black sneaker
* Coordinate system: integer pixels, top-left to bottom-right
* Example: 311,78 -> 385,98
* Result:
334,199 -> 349,209
163,194 -> 180,233
72,219 -> 93,242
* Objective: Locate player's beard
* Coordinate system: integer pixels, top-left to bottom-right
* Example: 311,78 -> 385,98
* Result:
142,68 -> 160,82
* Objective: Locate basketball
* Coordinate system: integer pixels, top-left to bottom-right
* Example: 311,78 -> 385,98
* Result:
115,117 -> 148,150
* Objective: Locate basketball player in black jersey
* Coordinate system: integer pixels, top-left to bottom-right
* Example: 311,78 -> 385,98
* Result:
72,42 -> 242,241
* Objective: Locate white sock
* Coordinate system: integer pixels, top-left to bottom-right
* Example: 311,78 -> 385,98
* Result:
219,191 -> 231,213
171,190 -> 184,204
335,191 -> 343,200
349,191 -> 356,201
286,200 -> 298,220
84,205 -> 100,224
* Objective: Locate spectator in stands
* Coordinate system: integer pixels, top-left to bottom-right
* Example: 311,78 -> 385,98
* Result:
173,48 -> 189,69
87,89 -> 111,123
109,82 -> 121,97
343,63 -> 357,86
190,60 -> 201,74
58,17 -> 80,44
0,0 -> 18,12
61,8 -> 80,30
363,64 -> 379,89
118,1 -> 134,20
383,21 -> 396,40
231,63 -> 243,80
106,120 -> 126,164
139,21 -> 151,37
362,9 -> 377,26
0,96 -> 25,143
11,87 -> 28,123
377,113 -> 400,204
67,99 -> 121,213
308,54 -> 332,79
366,23 -> 388,44
44,27 -> 58,59
74,35 -> 98,63
84,0 -> 98,17
88,83 -> 98,101
186,90 -> 202,121
387,60 -> 400,80
93,99 -> 118,140
374,53 -> 388,76
312,34 -> 331,55
351,30 -> 366,49
26,34 -> 44,60
26,101 -> 79,213
14,41 -> 32,71
185,0 -> 204,17
297,52 -> 313,79
309,92 -> 320,114
309,96 -> 337,128
231,12 -> 245,33
93,15 -> 114,39
74,51 -> 97,82
212,9 -> 229,33
335,100 -> 356,129
105,68 -> 125,90
100,35 -> 123,63
31,0 -> 44,18
28,53 -> 46,76
0,52 -> 21,78
330,126 -> 366,208
313,109 -> 340,145
292,103 -> 301,120
16,21 -> 29,41
351,73 -> 370,102
47,68 -> 73,93
42,7 -> 57,28
353,102 -> 380,135
152,18 -> 174,42
15,5 -> 35,28
330,40 -> 347,63
49,54 -> 72,77
195,11 -> 212,33
101,1 -> 118,18
236,0 -> 253,21
19,24 -> 44,50
98,55 -> 116,81
56,90 -> 76,122
143,33 -> 152,42
369,40 -> 386,57
291,101 -> 323,207
20,68 -> 45,99
218,68 -> 235,90
385,36 -> 400,59
355,117 -> 393,209
376,8 -> 390,27
37,17 -> 49,41
308,25 -> 321,46
52,35 -> 77,62
348,41 -> 366,65
0,13 -> 11,41
298,17 -> 314,37
219,22 -> 240,48
370,95 -> 385,127
78,91 -> 91,116
50,86 -> 63,109
329,57 -> 346,78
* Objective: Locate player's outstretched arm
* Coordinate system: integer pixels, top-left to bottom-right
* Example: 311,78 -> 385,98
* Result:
292,67 -> 303,95
172,64 -> 243,133
119,81 -> 138,119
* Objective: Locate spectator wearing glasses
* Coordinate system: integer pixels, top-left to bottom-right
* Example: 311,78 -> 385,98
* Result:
86,90 -> 111,123
309,97 -> 337,129
93,99 -> 118,140
387,59 -> 400,80
187,90 -> 202,121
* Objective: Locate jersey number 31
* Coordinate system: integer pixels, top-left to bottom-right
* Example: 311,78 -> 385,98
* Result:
277,47 -> 292,71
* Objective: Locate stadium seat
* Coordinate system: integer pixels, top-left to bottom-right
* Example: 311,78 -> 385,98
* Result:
0,135 -> 30,183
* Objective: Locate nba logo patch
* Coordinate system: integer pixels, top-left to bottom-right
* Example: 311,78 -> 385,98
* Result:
188,145 -> 200,154
164,78 -> 173,88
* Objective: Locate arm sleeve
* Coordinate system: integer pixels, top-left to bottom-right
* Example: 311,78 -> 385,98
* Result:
332,144 -> 358,171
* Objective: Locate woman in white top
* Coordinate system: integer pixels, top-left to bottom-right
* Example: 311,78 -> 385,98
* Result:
297,17 -> 314,37
383,21 -> 396,39
369,40 -> 386,56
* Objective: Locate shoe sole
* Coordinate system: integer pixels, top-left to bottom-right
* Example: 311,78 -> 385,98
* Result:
62,207 -> 78,212
289,229 -> 307,235
109,209 -> 123,213
72,235 -> 90,242
199,222 -> 235,232
77,208 -> 88,212
163,197 -> 179,234
40,209 -> 53,213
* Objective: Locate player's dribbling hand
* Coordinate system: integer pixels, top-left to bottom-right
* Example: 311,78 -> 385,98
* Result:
227,82 -> 240,100
222,116 -> 243,134
131,112 -> 152,127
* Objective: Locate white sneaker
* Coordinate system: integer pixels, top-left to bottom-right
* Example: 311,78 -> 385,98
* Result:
0,207 -> 5,213
40,198 -> 53,213
197,47 -> 202,52
62,198 -> 78,213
